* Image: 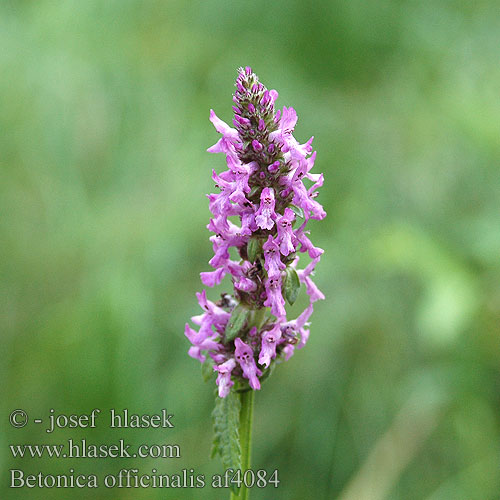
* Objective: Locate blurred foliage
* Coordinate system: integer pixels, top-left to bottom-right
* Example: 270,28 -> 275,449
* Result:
2,0 -> 500,499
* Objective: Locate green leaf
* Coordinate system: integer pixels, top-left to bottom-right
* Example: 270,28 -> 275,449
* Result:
290,204 -> 304,220
247,236 -> 261,263
258,361 -> 276,384
248,185 -> 260,199
201,357 -> 215,383
284,266 -> 301,305
211,391 -> 242,494
224,304 -> 250,343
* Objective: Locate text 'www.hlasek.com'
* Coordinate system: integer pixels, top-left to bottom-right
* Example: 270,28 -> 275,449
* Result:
8,408 -> 279,490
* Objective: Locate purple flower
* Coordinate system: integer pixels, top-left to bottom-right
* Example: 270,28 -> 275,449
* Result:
208,220 -> 248,268
188,345 -> 206,363
258,324 -> 281,368
214,358 -> 237,398
264,276 -> 286,319
255,187 -> 276,230
184,324 -> 221,353
281,304 -> 313,348
200,267 -> 226,287
196,290 -> 230,327
263,235 -> 286,277
240,208 -> 257,236
292,180 -> 326,221
297,258 -> 325,303
226,155 -> 252,205
282,344 -> 295,361
209,170 -> 238,218
207,110 -> 241,155
276,207 -> 296,256
276,106 -> 297,134
234,275 -> 257,292
234,338 -> 262,390
295,226 -> 324,259
185,67 -> 325,397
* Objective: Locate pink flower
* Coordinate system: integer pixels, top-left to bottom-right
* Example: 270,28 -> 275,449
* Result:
258,324 -> 282,368
276,207 -> 296,256
255,187 -> 277,230
214,358 -> 237,398
207,110 -> 241,155
264,276 -> 286,319
297,258 -> 325,303
263,235 -> 286,277
234,338 -> 262,390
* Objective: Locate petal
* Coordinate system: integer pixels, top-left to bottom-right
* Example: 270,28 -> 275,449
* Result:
209,109 -> 238,138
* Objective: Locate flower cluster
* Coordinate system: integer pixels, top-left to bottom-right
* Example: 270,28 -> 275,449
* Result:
185,67 -> 325,397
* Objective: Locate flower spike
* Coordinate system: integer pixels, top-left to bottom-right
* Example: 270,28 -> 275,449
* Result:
185,67 -> 325,397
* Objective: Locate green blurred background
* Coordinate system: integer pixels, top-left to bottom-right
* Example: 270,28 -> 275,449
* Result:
2,0 -> 500,498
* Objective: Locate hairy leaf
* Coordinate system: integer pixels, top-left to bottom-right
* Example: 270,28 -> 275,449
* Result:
284,266 -> 301,305
201,356 -> 215,383
259,361 -> 276,384
211,391 -> 242,494
247,236 -> 261,263
290,204 -> 304,220
248,185 -> 260,199
224,304 -> 250,343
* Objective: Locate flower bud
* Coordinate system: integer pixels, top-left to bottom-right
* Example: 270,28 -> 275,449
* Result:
252,140 -> 263,152
268,161 -> 280,173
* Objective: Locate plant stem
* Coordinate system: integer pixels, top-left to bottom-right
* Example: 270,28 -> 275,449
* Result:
230,389 -> 254,500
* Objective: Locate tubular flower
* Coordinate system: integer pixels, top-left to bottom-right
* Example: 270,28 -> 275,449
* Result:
185,67 -> 325,397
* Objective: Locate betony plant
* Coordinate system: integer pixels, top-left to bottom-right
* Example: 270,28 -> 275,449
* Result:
185,67 -> 325,499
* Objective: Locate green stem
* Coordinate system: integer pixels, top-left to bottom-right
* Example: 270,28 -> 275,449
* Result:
230,389 -> 254,500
